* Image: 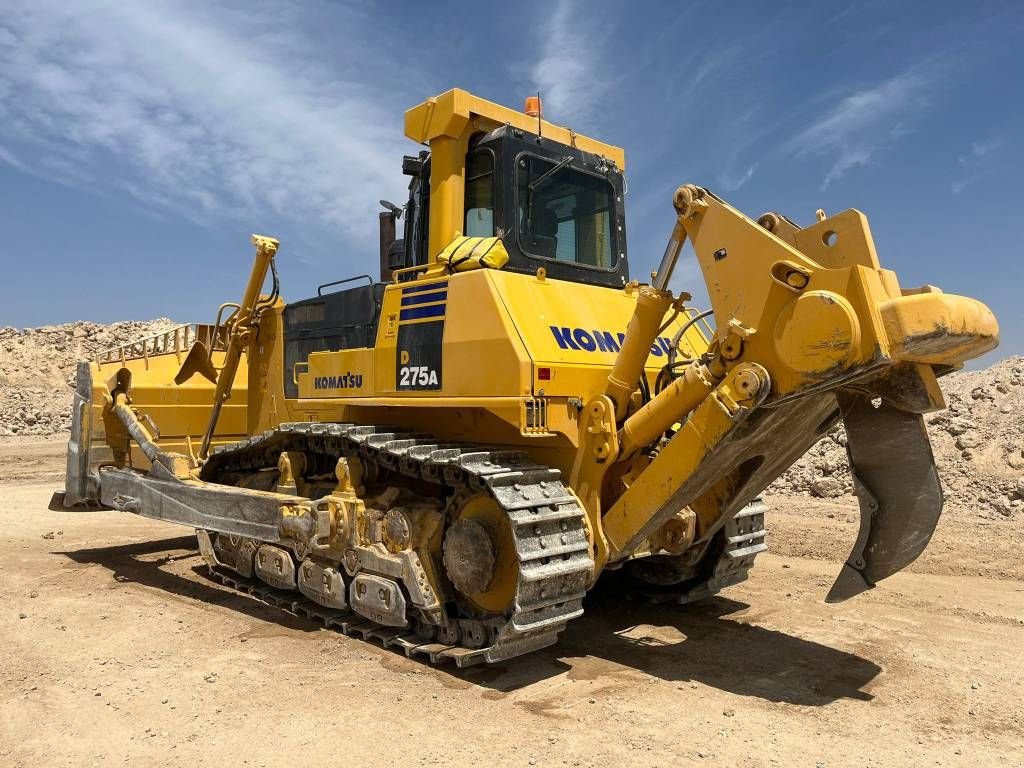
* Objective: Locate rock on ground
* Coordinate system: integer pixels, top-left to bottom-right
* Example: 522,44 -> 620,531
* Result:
0,319 -> 177,438
769,357 -> 1024,520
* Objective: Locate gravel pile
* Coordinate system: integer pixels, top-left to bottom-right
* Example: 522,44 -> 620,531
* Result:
0,320 -> 177,437
0,318 -> 1019,519
771,357 -> 1024,519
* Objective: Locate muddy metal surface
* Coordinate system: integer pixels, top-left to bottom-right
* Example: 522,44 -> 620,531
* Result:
1,439 -> 1022,767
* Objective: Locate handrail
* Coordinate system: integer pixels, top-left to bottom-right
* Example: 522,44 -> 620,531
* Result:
390,264 -> 430,282
93,323 -> 228,366
317,274 -> 373,296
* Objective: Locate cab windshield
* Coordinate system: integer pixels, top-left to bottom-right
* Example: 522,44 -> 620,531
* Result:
517,155 -> 617,269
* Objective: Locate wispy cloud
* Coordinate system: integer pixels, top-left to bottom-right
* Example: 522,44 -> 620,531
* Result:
0,1 -> 411,243
952,136 -> 1006,194
787,72 -> 927,189
0,143 -> 27,172
960,139 -> 1003,163
530,0 -> 611,126
718,163 -> 758,193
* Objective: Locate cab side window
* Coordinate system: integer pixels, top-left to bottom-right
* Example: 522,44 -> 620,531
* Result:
464,149 -> 495,237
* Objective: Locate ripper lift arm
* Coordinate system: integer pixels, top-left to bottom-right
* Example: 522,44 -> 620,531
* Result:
574,184 -> 998,598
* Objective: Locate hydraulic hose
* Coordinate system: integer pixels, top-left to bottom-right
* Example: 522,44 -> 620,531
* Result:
668,308 -> 714,368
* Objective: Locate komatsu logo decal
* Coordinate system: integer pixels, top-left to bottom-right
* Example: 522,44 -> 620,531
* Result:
549,326 -> 675,357
313,372 -> 363,390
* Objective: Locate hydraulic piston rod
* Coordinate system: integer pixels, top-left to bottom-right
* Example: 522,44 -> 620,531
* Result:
199,234 -> 279,459
605,284 -> 675,420
605,186 -> 709,421
618,361 -> 719,458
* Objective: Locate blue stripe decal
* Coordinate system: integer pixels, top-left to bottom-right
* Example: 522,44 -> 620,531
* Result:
401,281 -> 447,295
399,304 -> 446,321
400,290 -> 447,307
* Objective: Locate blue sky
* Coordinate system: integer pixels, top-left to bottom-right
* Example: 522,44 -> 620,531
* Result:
0,0 -> 1021,360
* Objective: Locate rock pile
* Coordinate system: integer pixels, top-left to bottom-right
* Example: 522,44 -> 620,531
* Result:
0,320 -> 176,437
771,357 -> 1024,518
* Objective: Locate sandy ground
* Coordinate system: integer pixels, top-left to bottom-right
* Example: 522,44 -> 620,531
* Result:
1,439 -> 1022,767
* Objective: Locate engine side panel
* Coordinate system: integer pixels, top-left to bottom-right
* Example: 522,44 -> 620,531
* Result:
276,269 -> 709,447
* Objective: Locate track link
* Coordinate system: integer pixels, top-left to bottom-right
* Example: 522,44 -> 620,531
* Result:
200,422 -> 594,666
624,499 -> 767,605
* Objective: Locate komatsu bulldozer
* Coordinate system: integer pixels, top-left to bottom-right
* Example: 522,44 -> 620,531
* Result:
54,89 -> 999,666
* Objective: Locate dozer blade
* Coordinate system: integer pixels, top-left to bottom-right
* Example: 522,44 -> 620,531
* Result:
826,392 -> 943,603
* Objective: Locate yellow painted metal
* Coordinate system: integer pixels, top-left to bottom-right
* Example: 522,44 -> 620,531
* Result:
199,234 -> 279,458
487,270 -> 701,398
405,89 -> 625,168
290,269 -> 700,420
879,290 -> 999,364
298,348 -> 374,398
601,363 -> 769,557
773,289 -> 862,373
568,394 -> 617,571
681,190 -> 998,395
605,285 -> 674,419
590,186 -> 999,561
450,493 -> 518,614
110,391 -> 191,478
97,181 -> 995,570
405,88 -> 625,261
618,361 -> 716,459
87,350 -> 248,470
246,299 -> 285,434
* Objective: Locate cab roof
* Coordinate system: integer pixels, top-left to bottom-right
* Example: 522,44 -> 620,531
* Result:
404,88 -> 626,171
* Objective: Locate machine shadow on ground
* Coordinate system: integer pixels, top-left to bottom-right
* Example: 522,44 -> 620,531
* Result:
60,536 -> 881,705
59,535 -> 321,634
461,586 -> 880,704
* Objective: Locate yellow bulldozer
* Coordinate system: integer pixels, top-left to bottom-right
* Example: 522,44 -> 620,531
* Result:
54,89 -> 998,665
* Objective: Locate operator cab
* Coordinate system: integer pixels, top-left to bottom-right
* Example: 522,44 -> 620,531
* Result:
283,91 -> 630,396
393,126 -> 630,288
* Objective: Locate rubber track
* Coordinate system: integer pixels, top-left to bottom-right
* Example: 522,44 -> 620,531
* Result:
200,422 -> 594,666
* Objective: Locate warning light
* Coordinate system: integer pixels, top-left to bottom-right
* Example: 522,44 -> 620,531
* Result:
524,95 -> 542,118
538,367 -> 552,381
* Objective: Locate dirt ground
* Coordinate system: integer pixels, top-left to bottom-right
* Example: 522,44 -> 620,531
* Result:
1,439 -> 1022,768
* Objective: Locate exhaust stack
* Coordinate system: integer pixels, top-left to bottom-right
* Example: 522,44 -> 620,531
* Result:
378,200 -> 402,282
